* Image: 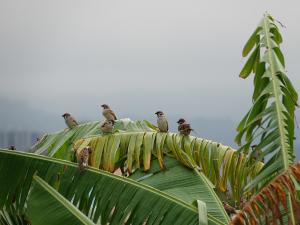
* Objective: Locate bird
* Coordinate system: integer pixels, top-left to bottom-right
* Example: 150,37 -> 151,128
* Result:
250,145 -> 264,163
155,111 -> 169,132
62,113 -> 78,129
177,118 -> 193,136
101,104 -> 117,121
78,146 -> 92,171
222,202 -> 237,216
8,145 -> 16,150
100,120 -> 115,134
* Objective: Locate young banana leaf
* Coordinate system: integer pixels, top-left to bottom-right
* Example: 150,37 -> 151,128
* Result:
236,13 -> 298,191
235,13 -> 299,224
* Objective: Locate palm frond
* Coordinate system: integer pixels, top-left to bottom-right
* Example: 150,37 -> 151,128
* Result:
31,116 -> 263,204
130,157 -> 230,223
235,13 -> 298,191
73,132 -> 263,203
0,149 -> 227,225
27,175 -> 95,225
197,200 -> 208,225
30,118 -> 263,203
230,161 -> 300,225
0,205 -> 29,225
30,119 -> 155,160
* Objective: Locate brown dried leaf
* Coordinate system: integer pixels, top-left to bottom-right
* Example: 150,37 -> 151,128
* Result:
229,161 -> 300,225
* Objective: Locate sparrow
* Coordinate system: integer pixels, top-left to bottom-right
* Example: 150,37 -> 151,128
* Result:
101,104 -> 117,121
78,146 -> 92,171
155,111 -> 169,132
177,118 -> 193,136
62,113 -> 78,129
100,120 -> 115,134
222,202 -> 237,216
250,145 -> 264,163
9,145 -> 16,150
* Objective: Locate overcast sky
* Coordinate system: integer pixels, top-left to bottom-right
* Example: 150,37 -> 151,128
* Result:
0,0 -> 299,123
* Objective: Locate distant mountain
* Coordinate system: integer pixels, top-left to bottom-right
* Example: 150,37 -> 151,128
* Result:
0,98 -> 62,132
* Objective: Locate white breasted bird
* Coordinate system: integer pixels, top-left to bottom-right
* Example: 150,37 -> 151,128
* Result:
177,118 -> 193,136
78,146 -> 92,171
101,104 -> 117,121
100,120 -> 115,134
62,113 -> 78,129
155,111 -> 169,132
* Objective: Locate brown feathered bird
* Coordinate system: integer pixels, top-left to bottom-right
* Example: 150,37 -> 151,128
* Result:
100,120 -> 114,134
177,118 -> 193,136
101,104 -> 117,121
62,113 -> 78,129
78,146 -> 92,171
250,144 -> 264,163
9,145 -> 16,150
155,111 -> 169,132
222,202 -> 237,216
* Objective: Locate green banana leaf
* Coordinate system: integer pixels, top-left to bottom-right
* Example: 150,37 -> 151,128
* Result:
73,131 -> 263,203
236,13 -> 298,191
130,157 -> 229,223
0,149 -> 227,225
30,118 -> 263,203
27,175 -> 95,225
30,119 -> 155,160
235,13 -> 299,224
0,204 -> 29,225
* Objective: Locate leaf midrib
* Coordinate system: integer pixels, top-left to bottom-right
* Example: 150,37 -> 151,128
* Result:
32,175 -> 94,224
0,149 -> 226,225
263,16 -> 289,170
263,15 -> 295,225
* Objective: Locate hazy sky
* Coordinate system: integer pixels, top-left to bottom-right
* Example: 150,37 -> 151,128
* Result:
0,0 -> 299,122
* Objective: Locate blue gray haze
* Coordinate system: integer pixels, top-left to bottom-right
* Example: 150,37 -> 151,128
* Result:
0,0 -> 299,157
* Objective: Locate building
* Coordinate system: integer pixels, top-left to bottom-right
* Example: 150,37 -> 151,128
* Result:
0,130 -> 41,151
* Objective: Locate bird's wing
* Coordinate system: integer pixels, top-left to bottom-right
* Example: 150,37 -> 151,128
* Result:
101,121 -> 108,128
71,116 -> 78,125
181,124 -> 190,130
166,120 -> 169,131
178,124 -> 182,131
109,110 -> 117,120
224,204 -> 236,214
180,124 -> 193,132
186,124 -> 193,130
